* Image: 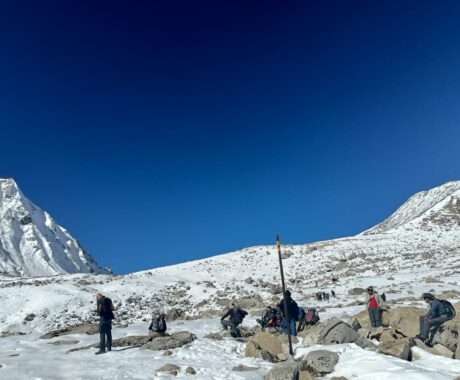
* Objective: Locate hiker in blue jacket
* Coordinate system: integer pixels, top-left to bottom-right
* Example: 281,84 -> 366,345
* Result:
416,293 -> 450,346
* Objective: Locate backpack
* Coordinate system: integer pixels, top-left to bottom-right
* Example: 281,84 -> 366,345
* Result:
298,307 -> 306,322
439,299 -> 456,320
231,308 -> 247,325
305,308 -> 320,325
155,316 -> 167,332
101,297 -> 114,320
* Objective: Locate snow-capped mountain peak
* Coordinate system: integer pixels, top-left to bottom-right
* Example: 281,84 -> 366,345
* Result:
0,178 -> 108,277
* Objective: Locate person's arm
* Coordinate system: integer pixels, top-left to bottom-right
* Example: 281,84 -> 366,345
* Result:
428,301 -> 439,319
221,310 -> 231,320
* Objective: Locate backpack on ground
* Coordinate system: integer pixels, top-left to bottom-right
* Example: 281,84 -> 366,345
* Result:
101,297 -> 114,320
439,299 -> 456,320
305,308 -> 320,325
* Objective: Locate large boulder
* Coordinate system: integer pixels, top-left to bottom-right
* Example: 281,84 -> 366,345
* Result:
251,332 -> 297,357
388,307 -> 424,337
300,323 -> 324,347
317,318 -> 359,345
141,331 -> 196,351
245,341 -> 277,363
379,340 -> 411,361
432,320 -> 460,353
348,288 -> 366,296
300,350 -> 339,376
264,358 -> 299,380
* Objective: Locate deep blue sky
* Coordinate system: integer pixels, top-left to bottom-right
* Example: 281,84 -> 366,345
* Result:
1,1 -> 459,273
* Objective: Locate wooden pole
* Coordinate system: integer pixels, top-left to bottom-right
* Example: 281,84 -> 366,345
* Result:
276,234 -> 293,356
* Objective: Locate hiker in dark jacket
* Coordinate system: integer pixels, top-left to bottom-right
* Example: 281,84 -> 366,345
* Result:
149,313 -> 167,336
95,293 -> 115,355
277,290 -> 299,336
221,303 -> 248,338
416,293 -> 450,346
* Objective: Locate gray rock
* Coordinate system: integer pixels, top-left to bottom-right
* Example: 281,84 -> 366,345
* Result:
47,340 -> 79,346
232,364 -> 260,371
354,337 -> 377,350
301,350 -> 339,375
348,288 -> 366,296
264,358 -> 299,380
111,335 -> 150,347
317,318 -> 359,345
156,363 -> 180,376
185,367 -> 196,375
40,323 -> 99,339
379,340 -> 411,361
141,331 -> 196,351
24,313 -> 36,322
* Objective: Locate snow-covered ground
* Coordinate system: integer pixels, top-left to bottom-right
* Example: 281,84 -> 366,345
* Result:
0,181 -> 459,378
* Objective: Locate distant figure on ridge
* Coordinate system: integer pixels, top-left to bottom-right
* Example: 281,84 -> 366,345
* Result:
95,293 -> 115,355
277,290 -> 299,336
415,293 -> 455,347
149,313 -> 167,336
381,292 -> 387,302
365,286 -> 382,328
331,289 -> 336,298
221,303 -> 248,338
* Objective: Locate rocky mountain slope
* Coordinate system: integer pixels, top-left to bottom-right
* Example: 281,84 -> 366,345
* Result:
0,178 -> 108,277
0,181 -> 459,334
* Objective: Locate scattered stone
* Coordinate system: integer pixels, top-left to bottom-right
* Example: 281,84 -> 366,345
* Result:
354,336 -> 377,350
48,340 -> 79,346
163,350 -> 173,356
112,335 -> 150,347
264,358 -> 299,380
348,288 -> 366,296
232,364 -> 259,371
185,367 -> 196,375
156,363 -> 180,376
24,313 -> 36,322
1,332 -> 26,338
379,340 -> 411,361
301,350 -> 339,375
141,331 -> 196,351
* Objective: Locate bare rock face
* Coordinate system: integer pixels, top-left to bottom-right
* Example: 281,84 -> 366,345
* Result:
317,318 -> 359,345
379,340 -> 411,361
250,332 -> 297,358
245,340 -> 277,363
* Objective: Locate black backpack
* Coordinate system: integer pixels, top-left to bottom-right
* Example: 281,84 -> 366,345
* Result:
101,297 -> 114,320
155,316 -> 167,332
439,299 -> 456,320
231,308 -> 247,325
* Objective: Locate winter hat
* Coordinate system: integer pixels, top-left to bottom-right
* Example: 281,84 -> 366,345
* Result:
285,290 -> 291,297
422,293 -> 434,300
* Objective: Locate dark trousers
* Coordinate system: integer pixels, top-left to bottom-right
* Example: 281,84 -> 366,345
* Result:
99,320 -> 112,351
368,308 -> 381,328
418,315 -> 449,341
221,319 -> 241,337
281,318 -> 297,336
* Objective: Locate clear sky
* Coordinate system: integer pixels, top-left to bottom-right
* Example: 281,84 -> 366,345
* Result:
1,1 -> 459,274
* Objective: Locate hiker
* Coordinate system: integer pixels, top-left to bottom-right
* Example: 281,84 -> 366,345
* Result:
416,293 -> 452,346
381,292 -> 387,302
297,307 -> 306,331
95,293 -> 115,355
325,292 -> 330,302
257,306 -> 278,330
277,290 -> 299,336
365,286 -> 382,328
149,313 -> 167,336
331,290 -> 336,298
221,303 -> 248,338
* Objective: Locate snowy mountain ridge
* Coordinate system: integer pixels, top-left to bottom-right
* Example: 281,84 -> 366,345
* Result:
0,178 -> 108,277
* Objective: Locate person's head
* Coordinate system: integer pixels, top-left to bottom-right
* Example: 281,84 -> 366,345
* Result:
96,293 -> 103,301
422,293 -> 434,304
367,286 -> 374,295
267,306 -> 272,310
285,290 -> 291,298
231,302 -> 237,309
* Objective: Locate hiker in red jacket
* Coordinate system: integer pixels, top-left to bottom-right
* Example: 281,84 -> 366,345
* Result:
365,286 -> 382,328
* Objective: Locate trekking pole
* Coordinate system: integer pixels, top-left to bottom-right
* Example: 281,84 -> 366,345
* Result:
276,234 -> 294,356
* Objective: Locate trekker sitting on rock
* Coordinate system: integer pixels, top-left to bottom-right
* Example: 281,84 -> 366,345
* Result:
257,306 -> 278,330
277,290 -> 299,336
95,293 -> 115,355
221,303 -> 248,338
365,286 -> 382,328
415,293 -> 452,347
149,313 -> 167,336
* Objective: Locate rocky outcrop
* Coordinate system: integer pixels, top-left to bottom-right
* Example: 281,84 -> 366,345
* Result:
141,331 -> 196,351
40,323 -> 99,339
388,307 -> 424,337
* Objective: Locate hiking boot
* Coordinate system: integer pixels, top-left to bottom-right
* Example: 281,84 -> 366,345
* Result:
107,347 -> 112,352
424,340 -> 433,347
95,350 -> 106,355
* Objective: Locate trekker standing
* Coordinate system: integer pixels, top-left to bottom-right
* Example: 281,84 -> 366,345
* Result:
416,293 -> 450,346
95,293 -> 115,355
365,286 -> 381,328
221,303 -> 248,338
277,290 -> 299,336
